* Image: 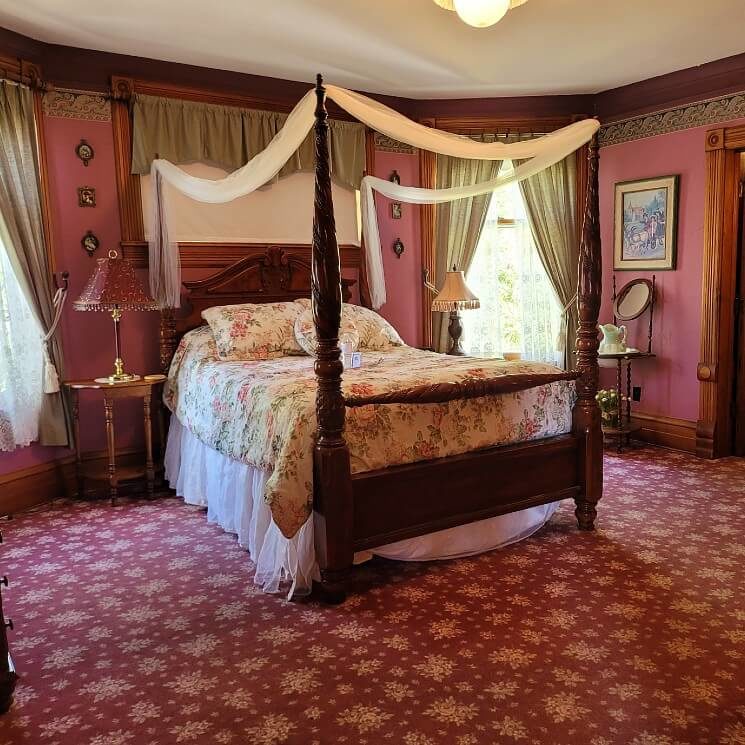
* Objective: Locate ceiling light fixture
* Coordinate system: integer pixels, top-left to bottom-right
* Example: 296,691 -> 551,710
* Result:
433,0 -> 527,28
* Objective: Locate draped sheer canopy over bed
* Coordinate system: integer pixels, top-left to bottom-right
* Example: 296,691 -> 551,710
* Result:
152,75 -> 603,601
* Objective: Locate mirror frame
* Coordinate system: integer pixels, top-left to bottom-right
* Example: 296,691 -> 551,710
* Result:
614,278 -> 654,321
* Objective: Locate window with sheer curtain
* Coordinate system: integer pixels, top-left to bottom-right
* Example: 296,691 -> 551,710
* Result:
462,162 -> 562,365
0,234 -> 44,451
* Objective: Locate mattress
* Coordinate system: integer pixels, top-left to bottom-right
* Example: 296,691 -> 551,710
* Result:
164,326 -> 575,540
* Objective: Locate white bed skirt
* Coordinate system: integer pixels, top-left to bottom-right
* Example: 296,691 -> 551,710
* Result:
165,417 -> 560,598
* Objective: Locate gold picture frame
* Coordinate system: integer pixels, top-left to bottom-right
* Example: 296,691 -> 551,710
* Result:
614,175 -> 679,271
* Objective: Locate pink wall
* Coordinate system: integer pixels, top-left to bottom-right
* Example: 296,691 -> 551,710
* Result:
599,118 -> 745,423
0,121 -> 423,479
373,150 -> 423,347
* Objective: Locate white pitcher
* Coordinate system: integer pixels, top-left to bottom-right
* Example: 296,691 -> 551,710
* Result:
599,323 -> 627,354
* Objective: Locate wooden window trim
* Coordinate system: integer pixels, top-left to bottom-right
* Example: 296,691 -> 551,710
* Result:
696,125 -> 745,458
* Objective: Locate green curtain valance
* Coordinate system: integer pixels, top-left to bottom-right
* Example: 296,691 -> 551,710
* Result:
131,94 -> 366,190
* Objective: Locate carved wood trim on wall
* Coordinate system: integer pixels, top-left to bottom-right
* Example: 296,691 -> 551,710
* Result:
122,240 -> 364,271
32,87 -> 57,277
0,54 -> 45,89
419,149 -> 436,350
697,124 -> 744,458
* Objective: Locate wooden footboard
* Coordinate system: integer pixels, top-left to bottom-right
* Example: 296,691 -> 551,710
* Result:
350,434 -> 579,551
310,75 -> 602,602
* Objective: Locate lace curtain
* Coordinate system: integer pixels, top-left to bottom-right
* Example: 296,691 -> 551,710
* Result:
0,238 -> 43,451
463,167 -> 562,365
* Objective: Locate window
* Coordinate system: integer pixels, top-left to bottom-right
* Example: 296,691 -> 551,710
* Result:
0,235 -> 44,451
462,162 -> 562,365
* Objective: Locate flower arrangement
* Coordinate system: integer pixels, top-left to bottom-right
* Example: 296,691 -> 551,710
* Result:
596,388 -> 623,429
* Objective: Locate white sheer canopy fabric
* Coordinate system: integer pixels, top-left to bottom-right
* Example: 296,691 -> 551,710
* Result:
148,84 -> 599,308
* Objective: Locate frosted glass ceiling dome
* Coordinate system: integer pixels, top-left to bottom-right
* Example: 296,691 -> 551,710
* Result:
433,0 -> 527,28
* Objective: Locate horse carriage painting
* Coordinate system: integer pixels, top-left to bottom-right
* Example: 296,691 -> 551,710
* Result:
614,175 -> 679,271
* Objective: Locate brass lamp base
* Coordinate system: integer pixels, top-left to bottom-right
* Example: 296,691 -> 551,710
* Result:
94,357 -> 140,385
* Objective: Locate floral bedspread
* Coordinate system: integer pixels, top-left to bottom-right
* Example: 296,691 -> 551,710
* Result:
164,326 -> 576,539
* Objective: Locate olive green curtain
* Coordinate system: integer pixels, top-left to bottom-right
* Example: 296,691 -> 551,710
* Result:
0,81 -> 70,446
432,147 -> 502,353
131,94 -> 366,189
517,153 -> 578,370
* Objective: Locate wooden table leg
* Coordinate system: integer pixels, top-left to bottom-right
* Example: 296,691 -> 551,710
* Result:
104,396 -> 117,505
143,392 -> 155,499
626,360 -> 633,448
72,390 -> 83,499
616,359 -> 623,453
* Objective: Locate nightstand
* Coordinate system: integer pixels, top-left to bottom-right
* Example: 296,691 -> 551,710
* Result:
64,375 -> 167,503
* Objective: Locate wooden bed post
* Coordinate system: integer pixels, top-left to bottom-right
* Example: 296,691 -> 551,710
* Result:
311,74 -> 354,602
573,134 -> 603,530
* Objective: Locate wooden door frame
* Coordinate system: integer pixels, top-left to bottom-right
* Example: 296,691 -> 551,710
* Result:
696,125 -> 745,458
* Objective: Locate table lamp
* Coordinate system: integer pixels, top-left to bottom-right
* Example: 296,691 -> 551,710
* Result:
73,248 -> 158,383
432,266 -> 480,356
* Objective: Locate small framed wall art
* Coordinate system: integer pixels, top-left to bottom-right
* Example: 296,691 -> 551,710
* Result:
81,230 -> 100,256
614,175 -> 679,270
78,186 -> 96,208
75,139 -> 94,166
391,202 -> 402,219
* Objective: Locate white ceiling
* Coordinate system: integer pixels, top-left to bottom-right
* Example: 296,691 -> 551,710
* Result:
1,0 -> 744,98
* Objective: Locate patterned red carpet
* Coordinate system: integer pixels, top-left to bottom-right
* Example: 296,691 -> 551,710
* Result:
1,446 -> 744,745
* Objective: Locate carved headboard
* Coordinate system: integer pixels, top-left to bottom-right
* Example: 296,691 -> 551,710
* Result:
159,243 -> 359,372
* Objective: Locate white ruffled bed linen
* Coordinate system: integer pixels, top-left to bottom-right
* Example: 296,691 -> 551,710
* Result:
166,415 -> 560,598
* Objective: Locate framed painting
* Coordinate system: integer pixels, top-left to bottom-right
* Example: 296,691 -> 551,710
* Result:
614,175 -> 679,270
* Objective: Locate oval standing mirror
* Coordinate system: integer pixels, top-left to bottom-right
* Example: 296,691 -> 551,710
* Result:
614,278 -> 654,321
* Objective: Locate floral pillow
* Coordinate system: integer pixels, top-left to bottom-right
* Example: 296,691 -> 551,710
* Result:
202,301 -> 305,360
295,299 -> 405,351
294,307 -> 359,356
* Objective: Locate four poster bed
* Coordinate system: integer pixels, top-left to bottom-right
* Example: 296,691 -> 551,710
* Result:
158,75 -> 603,602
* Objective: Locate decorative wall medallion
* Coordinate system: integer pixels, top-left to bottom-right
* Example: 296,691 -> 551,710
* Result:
599,90 -> 745,148
42,91 -> 111,122
393,238 -> 405,258
81,231 -> 100,256
75,139 -> 94,166
389,170 -> 401,185
374,133 -> 415,154
78,186 -> 96,208
391,202 -> 402,219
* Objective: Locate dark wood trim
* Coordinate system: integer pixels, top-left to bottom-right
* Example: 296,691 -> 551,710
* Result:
0,447 -> 147,516
415,115 -> 574,135
122,241 -> 364,270
596,51 -> 745,123
0,53 -> 46,89
32,86 -> 57,277
630,412 -> 696,454
110,77 -> 143,243
697,124 -> 743,458
418,149 -> 436,349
